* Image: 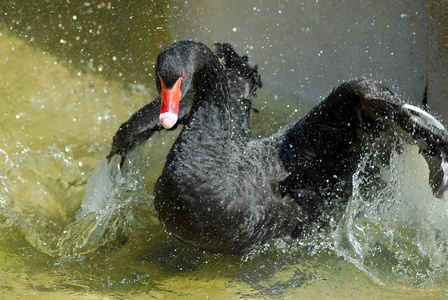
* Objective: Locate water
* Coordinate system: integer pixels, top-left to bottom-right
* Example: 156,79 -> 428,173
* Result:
1,1 -> 448,298
334,144 -> 448,287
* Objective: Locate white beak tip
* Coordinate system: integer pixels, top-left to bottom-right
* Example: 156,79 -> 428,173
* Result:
160,112 -> 178,129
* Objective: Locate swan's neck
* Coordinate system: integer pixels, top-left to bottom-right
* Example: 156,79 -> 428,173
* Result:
191,58 -> 230,114
179,57 -> 244,144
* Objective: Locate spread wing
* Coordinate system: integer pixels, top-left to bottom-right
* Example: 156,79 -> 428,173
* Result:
280,79 -> 448,212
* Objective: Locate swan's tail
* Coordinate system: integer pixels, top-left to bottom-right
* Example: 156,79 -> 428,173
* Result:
215,43 -> 262,101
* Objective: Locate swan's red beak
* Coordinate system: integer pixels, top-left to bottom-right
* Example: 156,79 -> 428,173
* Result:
159,75 -> 182,129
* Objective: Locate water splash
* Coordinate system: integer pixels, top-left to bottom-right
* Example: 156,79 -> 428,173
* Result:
1,127 -> 448,286
0,136 -> 166,257
57,155 -> 154,256
0,145 -> 84,256
334,144 -> 448,287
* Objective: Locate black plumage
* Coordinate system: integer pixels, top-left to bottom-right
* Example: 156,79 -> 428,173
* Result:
108,41 -> 448,254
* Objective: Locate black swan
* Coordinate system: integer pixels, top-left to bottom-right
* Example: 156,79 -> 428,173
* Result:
107,40 -> 448,254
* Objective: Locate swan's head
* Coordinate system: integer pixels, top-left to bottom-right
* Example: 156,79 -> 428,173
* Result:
155,42 -> 196,129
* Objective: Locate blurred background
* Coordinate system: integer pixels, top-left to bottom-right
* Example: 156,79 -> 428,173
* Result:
2,1 -> 446,107
0,0 -> 447,298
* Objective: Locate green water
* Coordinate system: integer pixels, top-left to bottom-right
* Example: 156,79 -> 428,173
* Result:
0,1 -> 447,299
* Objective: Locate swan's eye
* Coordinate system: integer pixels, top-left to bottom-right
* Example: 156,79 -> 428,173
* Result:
182,72 -> 186,78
